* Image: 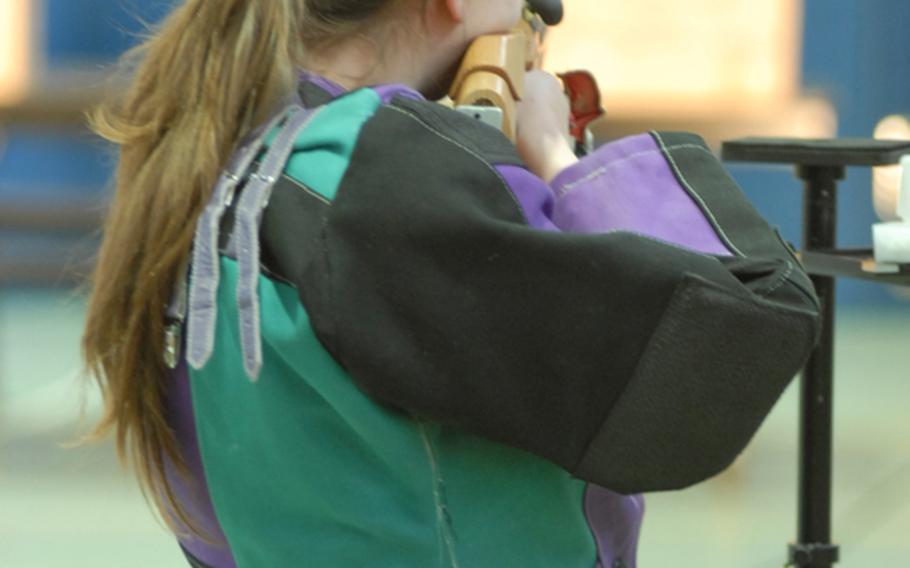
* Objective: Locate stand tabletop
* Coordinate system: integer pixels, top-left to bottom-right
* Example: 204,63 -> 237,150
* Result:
722,137 -> 910,167
800,250 -> 910,287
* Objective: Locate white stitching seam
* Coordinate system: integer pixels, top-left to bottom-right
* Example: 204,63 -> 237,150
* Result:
651,131 -> 746,257
418,423 -> 460,568
384,105 -> 528,225
280,173 -> 332,206
554,143 -> 711,198
762,260 -> 795,297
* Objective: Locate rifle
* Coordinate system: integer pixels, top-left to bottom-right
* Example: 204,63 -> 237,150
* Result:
448,0 -> 605,155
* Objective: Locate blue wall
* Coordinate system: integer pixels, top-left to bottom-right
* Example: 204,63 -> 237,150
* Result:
44,0 -> 174,67
3,0 -> 910,302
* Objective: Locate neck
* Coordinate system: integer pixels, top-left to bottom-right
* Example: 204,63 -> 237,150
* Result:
301,27 -> 468,100
302,39 -> 404,91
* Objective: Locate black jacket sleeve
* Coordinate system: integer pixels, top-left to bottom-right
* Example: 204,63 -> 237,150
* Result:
305,100 -> 820,493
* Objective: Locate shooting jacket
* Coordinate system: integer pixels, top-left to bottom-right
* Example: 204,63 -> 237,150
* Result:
163,74 -> 820,568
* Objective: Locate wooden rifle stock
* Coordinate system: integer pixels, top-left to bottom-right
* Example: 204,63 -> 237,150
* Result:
448,4 -> 604,154
448,7 -> 545,142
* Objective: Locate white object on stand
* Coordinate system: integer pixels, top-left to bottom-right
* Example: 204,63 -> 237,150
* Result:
872,154 -> 910,264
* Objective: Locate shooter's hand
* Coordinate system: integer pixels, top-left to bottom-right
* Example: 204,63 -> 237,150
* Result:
516,70 -> 578,182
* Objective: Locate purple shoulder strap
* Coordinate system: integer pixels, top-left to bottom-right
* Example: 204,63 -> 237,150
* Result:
231,107 -> 321,379
169,102 -> 321,380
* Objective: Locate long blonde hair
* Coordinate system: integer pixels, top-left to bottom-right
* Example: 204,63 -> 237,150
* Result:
83,0 -> 394,534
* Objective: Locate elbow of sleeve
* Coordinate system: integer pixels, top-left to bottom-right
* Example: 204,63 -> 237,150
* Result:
570,271 -> 819,494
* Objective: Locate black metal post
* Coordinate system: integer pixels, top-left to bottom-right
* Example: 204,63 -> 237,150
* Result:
788,165 -> 844,568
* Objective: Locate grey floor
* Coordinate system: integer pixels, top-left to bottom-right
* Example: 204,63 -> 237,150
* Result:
1,289 -> 908,567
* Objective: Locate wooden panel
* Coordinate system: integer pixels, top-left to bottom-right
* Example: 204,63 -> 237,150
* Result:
545,0 -> 804,116
0,0 -> 32,106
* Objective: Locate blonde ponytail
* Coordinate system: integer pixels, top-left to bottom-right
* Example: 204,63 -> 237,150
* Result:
82,0 -> 306,534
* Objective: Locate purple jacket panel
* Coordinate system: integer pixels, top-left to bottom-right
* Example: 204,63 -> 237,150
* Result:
298,71 -> 346,99
165,360 -> 237,568
549,133 -> 733,257
495,160 -> 648,568
495,164 -> 561,231
299,70 -> 425,105
586,487 -> 646,568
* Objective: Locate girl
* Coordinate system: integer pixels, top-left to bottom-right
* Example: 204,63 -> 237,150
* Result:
82,1 -> 820,567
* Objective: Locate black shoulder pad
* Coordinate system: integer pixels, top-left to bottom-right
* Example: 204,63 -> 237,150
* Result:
298,80 -> 336,108
390,96 -> 524,167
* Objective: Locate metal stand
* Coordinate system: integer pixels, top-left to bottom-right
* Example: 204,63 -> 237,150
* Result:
790,165 -> 844,568
721,137 -> 910,568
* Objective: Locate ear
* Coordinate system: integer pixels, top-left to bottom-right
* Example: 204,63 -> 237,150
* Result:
443,0 -> 466,23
